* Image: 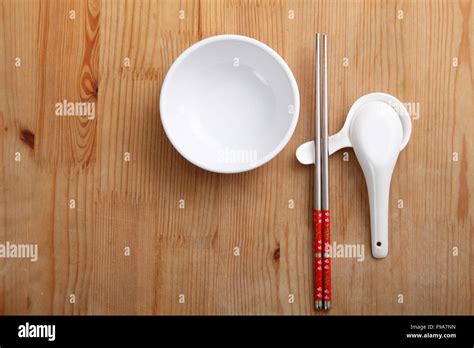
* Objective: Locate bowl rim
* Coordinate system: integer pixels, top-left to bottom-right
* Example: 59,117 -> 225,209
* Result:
160,34 -> 300,174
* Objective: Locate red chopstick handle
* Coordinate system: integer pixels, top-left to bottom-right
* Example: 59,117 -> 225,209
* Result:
313,210 -> 323,305
322,210 -> 331,302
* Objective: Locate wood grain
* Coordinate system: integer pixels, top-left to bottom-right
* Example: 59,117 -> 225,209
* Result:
0,0 -> 473,315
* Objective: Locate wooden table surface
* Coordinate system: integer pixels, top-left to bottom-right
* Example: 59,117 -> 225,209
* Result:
0,0 -> 473,315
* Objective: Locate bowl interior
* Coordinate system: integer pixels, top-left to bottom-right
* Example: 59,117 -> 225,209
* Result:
160,36 -> 299,173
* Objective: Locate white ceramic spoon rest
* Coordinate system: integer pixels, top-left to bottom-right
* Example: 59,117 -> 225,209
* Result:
296,93 -> 412,258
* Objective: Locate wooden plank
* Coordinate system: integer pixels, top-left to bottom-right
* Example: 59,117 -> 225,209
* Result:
0,0 -> 472,315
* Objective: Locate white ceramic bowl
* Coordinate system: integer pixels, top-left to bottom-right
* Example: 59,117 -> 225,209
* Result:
160,35 -> 300,173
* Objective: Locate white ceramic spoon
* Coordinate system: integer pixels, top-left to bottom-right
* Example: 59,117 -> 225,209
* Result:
296,93 -> 412,258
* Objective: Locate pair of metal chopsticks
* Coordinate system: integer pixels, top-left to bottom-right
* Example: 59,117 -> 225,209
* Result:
314,33 -> 331,311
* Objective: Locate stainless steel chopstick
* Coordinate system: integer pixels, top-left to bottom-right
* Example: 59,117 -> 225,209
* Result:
321,34 -> 332,311
321,34 -> 329,211
313,33 -> 323,311
314,37 -> 321,209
